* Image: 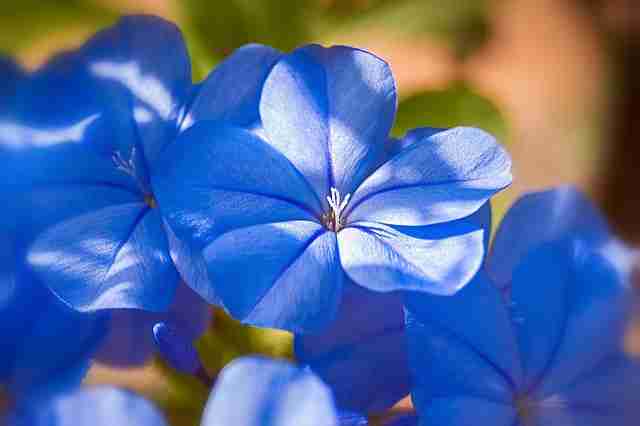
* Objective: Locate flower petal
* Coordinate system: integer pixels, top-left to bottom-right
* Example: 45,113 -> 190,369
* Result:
2,59 -> 142,194
313,45 -> 397,195
1,273 -> 107,396
488,186 -> 610,288
545,356 -> 640,425
28,204 -> 179,312
295,281 -> 409,413
201,357 -> 338,426
95,282 -> 210,367
532,240 -> 633,395
203,221 -> 342,332
509,242 -> 574,389
405,270 -> 523,394
81,15 -> 191,165
0,56 -> 23,104
406,277 -> 518,405
8,386 -> 168,426
184,44 -> 282,128
509,236 -> 633,396
260,45 -> 396,199
153,122 -> 322,304
347,127 -> 511,226
337,209 -> 488,295
414,397 -> 516,426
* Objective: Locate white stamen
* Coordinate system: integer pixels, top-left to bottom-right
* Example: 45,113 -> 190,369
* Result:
324,187 -> 351,231
112,146 -> 137,178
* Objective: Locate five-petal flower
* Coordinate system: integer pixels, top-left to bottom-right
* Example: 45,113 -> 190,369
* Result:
0,16 -> 280,315
154,44 -> 511,332
405,187 -> 639,426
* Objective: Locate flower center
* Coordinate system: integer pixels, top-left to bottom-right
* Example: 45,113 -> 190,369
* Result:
515,395 -> 537,426
144,193 -> 157,209
322,187 -> 351,232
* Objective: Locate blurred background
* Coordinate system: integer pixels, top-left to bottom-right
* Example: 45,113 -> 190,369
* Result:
1,0 -> 638,424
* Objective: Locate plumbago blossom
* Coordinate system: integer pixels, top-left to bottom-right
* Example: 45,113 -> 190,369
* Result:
154,44 -> 512,332
0,228 -> 107,398
405,187 -> 640,426
0,58 -> 108,398
0,15 -> 280,318
0,20 -> 217,369
295,203 -> 492,416
7,357 -> 340,426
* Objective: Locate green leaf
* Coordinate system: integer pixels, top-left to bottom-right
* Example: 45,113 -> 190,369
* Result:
392,82 -> 509,144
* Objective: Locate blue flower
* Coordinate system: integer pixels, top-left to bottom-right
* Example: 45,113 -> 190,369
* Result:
0,229 -> 107,399
0,57 -> 107,399
0,56 -> 22,111
295,202 -> 492,416
94,281 -> 210,367
202,357 -> 339,426
154,45 -> 511,332
405,187 -> 639,426
7,386 -> 169,426
0,16 -> 281,314
7,358 -> 341,426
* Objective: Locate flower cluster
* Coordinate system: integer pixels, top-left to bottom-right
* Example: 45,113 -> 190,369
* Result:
1,15 -> 638,426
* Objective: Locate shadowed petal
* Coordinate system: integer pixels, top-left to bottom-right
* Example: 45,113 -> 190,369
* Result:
533,240 -> 634,395
201,357 -> 338,426
295,282 -> 409,413
203,221 -> 342,332
95,282 -> 210,367
415,398 -> 516,426
1,274 -> 107,397
508,239 -> 633,395
28,204 -> 179,312
542,356 -> 640,426
405,270 -> 523,393
509,242 -> 573,390
0,56 -> 23,106
489,186 -> 610,288
184,44 -> 282,128
8,386 -> 168,426
347,127 -> 511,226
406,279 -> 517,406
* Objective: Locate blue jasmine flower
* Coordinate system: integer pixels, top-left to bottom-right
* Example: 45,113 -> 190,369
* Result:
202,357 -> 339,426
94,281 -> 210,367
0,58 -> 107,399
405,187 -> 639,426
6,386 -> 169,426
0,229 -> 107,399
295,203 -> 492,416
154,44 -> 511,332
0,16 -> 281,314
8,358 -> 341,426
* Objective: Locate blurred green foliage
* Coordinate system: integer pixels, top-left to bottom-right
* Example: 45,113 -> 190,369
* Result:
393,83 -> 508,143
0,1 -> 117,54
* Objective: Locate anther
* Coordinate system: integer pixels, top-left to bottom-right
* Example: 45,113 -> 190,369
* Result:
323,187 -> 351,232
